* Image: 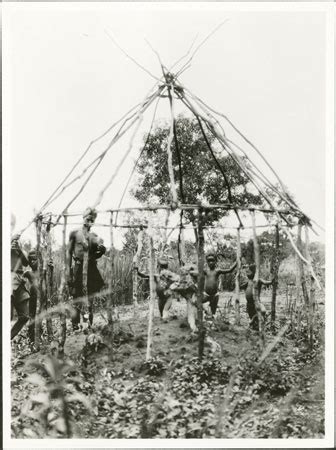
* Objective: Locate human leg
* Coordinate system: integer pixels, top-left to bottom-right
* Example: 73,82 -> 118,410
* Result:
71,263 -> 83,330
11,289 -> 30,340
28,285 -> 37,343
209,294 -> 219,315
157,293 -> 167,318
88,295 -> 94,326
246,299 -> 258,330
162,295 -> 173,320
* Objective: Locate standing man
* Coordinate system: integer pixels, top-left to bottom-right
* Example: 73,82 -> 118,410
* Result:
67,207 -> 106,330
11,214 -> 37,340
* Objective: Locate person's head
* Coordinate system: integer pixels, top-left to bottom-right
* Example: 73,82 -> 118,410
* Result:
28,249 -> 38,271
82,207 -> 97,230
187,263 -> 198,280
247,264 -> 256,280
206,252 -> 217,270
11,213 -> 16,233
158,258 -> 168,271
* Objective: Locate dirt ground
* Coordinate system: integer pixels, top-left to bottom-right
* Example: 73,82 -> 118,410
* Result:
11,291 -> 325,439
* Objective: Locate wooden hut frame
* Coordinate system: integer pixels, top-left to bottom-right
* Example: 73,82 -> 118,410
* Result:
21,42 -> 322,357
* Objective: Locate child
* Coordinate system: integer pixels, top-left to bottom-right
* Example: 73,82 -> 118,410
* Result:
240,264 -> 272,330
203,252 -> 237,316
137,258 -> 180,320
171,263 -> 199,332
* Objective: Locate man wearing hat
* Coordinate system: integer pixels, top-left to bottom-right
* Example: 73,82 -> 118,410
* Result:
67,207 -> 106,330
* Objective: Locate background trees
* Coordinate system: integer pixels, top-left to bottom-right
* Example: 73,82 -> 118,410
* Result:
132,115 -> 263,226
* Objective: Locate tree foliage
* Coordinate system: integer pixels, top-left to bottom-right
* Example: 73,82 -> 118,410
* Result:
132,116 -> 262,225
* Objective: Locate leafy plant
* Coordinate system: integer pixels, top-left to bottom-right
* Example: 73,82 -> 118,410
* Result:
141,356 -> 166,376
19,356 -> 90,438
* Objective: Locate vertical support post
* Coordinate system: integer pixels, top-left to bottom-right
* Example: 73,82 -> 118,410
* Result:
297,223 -> 309,308
45,221 -> 54,341
271,224 -> 280,322
59,215 -> 68,355
251,210 -> 265,347
304,225 -> 315,350
146,231 -> 156,361
132,227 -> 144,312
108,212 -> 114,329
295,250 -> 301,307
34,216 -> 43,350
197,207 -> 206,360
234,228 -> 241,325
82,227 -> 89,319
167,85 -> 178,207
160,209 -> 170,257
180,226 -> 186,263
296,222 -> 309,341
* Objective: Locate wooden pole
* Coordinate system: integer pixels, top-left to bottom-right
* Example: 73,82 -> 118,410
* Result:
297,223 -> 309,309
178,225 -> 186,265
59,215 -> 68,355
108,212 -> 114,331
295,253 -> 301,308
82,226 -> 89,322
167,85 -> 178,206
197,208 -> 206,360
133,227 -> 144,313
160,209 -> 170,257
251,210 -> 265,347
45,222 -> 54,341
146,232 -> 156,361
34,217 -> 43,350
271,224 -> 280,322
57,203 -> 301,217
304,225 -> 315,350
234,228 -> 241,325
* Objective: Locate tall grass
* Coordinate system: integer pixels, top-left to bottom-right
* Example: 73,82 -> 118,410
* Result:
98,250 -> 148,306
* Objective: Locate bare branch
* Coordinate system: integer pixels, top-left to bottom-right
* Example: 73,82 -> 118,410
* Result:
144,38 -> 168,76
105,29 -> 161,82
176,20 -> 229,76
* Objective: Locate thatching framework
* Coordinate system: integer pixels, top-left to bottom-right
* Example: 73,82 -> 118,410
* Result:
18,28 -> 322,357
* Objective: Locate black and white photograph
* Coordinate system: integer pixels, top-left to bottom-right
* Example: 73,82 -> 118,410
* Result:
2,2 -> 334,447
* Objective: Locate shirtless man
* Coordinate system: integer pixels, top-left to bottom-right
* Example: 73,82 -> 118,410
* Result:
240,264 -> 272,330
203,252 -> 237,316
67,207 -> 106,330
137,258 -> 180,320
11,214 -> 37,340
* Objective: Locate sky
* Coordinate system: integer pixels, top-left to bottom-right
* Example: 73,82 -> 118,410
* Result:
4,3 -> 329,248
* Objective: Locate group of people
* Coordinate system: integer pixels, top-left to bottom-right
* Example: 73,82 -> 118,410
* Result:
11,206 -> 272,342
10,207 -> 106,342
136,250 -> 271,332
